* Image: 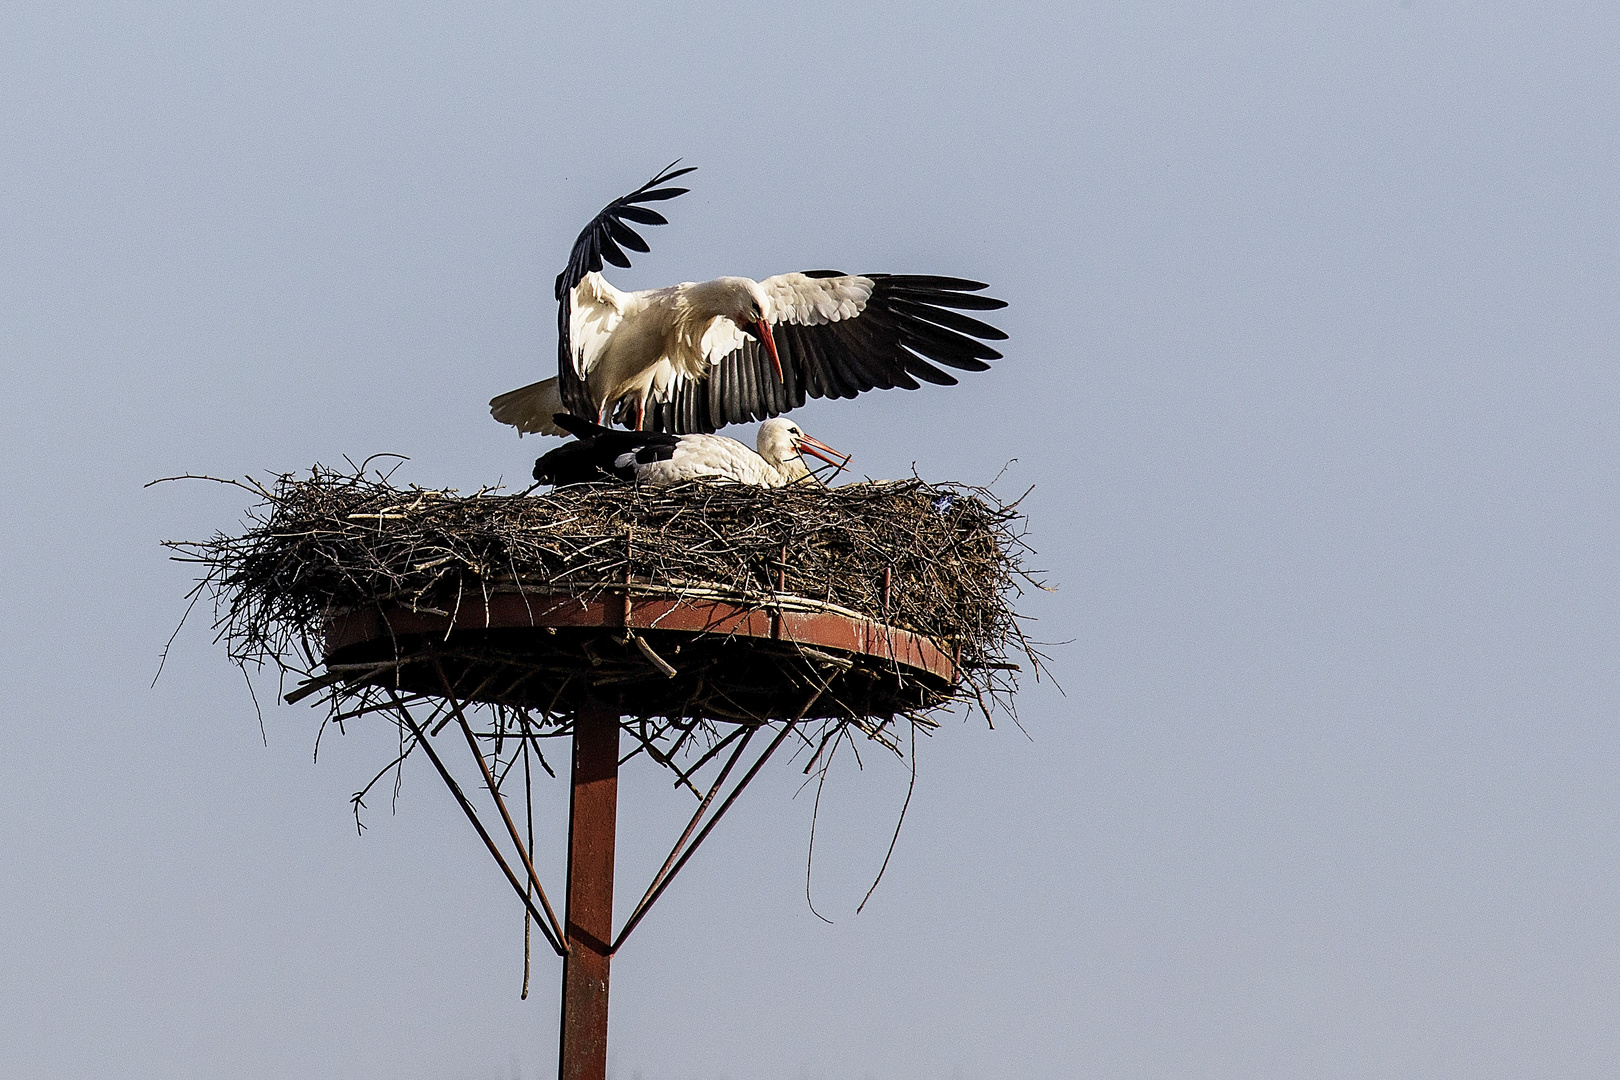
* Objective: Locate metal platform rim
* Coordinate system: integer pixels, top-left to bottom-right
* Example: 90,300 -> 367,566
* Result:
323,591 -> 959,684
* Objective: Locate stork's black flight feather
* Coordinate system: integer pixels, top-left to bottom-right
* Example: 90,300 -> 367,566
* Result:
554,162 -> 695,417
644,274 -> 1008,434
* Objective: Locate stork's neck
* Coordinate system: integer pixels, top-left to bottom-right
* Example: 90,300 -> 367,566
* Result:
668,277 -> 757,349
755,427 -> 816,486
679,276 -> 760,320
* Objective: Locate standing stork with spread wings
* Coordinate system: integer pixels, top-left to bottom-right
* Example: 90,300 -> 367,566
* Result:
489,162 -> 1007,436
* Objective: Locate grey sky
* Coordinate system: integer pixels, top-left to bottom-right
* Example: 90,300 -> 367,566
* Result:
3,2 -> 1618,1077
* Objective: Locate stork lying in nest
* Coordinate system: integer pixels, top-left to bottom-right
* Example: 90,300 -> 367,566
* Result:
533,415 -> 849,488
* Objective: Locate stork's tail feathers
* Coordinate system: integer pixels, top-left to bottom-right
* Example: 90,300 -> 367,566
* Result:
490,378 -> 568,436
550,412 -> 610,440
533,413 -> 681,487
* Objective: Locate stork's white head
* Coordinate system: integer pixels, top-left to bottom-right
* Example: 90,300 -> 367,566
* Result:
755,418 -> 802,470
690,277 -> 782,381
756,418 -> 849,482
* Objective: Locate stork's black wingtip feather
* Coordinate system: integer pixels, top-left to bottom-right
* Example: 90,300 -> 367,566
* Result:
614,206 -> 669,227
643,160 -> 696,185
632,186 -> 690,203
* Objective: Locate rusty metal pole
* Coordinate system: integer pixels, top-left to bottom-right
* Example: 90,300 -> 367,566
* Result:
558,695 -> 620,1080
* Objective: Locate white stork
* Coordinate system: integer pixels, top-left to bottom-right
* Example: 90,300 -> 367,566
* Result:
489,163 -> 1007,436
532,414 -> 848,488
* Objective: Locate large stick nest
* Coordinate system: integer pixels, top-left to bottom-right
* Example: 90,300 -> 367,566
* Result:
165,464 -> 1046,801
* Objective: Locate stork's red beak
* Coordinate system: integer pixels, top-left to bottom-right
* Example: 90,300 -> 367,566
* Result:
795,433 -> 850,472
752,319 -> 783,382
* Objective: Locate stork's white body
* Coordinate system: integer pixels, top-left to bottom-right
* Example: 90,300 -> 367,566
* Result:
576,276 -> 739,420
577,273 -> 872,417
621,419 -> 821,487
492,272 -> 873,435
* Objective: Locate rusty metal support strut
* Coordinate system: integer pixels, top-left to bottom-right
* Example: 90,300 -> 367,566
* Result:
385,693 -> 566,956
430,654 -> 570,950
611,726 -> 757,952
610,719 -> 798,955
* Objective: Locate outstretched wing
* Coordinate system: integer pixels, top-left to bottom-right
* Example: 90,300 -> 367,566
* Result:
554,161 -> 695,416
644,272 -> 1007,434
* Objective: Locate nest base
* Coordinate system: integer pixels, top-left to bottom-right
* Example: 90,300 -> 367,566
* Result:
324,591 -> 958,721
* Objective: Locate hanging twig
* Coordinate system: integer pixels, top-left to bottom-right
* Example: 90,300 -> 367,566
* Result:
803,727 -> 842,925
857,720 -> 918,914
520,719 -> 537,1000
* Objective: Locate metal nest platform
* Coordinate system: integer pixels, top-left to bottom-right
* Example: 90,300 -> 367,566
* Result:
324,591 -> 959,723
